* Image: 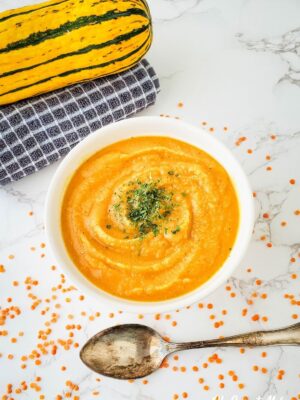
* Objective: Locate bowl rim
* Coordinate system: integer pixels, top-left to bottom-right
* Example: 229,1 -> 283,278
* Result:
45,116 -> 254,313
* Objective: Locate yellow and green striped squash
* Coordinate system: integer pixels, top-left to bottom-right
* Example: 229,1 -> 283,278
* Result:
0,0 -> 152,105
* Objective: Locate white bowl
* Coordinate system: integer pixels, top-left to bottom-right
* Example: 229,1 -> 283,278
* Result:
45,116 -> 254,313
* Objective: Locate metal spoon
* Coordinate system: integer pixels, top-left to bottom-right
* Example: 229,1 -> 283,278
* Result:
80,322 -> 300,379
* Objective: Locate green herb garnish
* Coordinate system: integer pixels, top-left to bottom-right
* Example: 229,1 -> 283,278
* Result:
172,226 -> 181,234
125,180 -> 175,237
113,203 -> 121,212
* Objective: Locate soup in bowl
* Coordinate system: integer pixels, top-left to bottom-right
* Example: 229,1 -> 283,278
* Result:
46,117 -> 253,313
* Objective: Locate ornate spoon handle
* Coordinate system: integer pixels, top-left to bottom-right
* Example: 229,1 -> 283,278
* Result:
170,323 -> 300,351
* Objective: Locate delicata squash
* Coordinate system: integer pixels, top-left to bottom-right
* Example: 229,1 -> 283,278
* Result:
0,0 -> 152,105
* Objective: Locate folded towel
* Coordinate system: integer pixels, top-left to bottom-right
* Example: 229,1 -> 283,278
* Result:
0,59 -> 159,185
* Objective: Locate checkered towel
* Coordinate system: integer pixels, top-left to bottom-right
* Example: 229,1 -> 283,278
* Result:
0,59 -> 159,185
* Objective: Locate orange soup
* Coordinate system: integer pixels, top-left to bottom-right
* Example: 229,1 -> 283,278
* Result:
61,137 -> 239,301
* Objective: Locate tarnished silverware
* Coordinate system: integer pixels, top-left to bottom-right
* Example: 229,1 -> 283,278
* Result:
80,323 -> 300,379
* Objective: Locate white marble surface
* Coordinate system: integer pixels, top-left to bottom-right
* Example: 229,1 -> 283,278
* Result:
1,0 -> 300,399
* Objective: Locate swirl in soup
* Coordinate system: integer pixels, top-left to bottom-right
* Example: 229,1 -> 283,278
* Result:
61,137 -> 239,301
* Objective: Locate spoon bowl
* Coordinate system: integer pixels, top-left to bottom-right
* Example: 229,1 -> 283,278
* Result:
80,324 -> 170,379
80,322 -> 300,379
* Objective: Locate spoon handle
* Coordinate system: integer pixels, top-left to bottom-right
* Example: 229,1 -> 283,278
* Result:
171,323 -> 300,351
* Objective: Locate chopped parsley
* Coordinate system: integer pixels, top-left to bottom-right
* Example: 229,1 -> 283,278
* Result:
124,180 -> 176,237
113,203 -> 121,212
172,226 -> 181,234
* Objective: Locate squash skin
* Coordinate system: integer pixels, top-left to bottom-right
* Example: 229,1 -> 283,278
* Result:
0,0 -> 152,105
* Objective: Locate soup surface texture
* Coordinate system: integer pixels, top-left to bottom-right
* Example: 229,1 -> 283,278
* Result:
61,137 -> 239,301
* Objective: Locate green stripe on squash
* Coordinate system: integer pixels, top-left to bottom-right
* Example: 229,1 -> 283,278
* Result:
0,38 -> 150,97
0,24 -> 149,79
0,0 -> 69,23
0,0 -> 152,105
0,8 -> 148,54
